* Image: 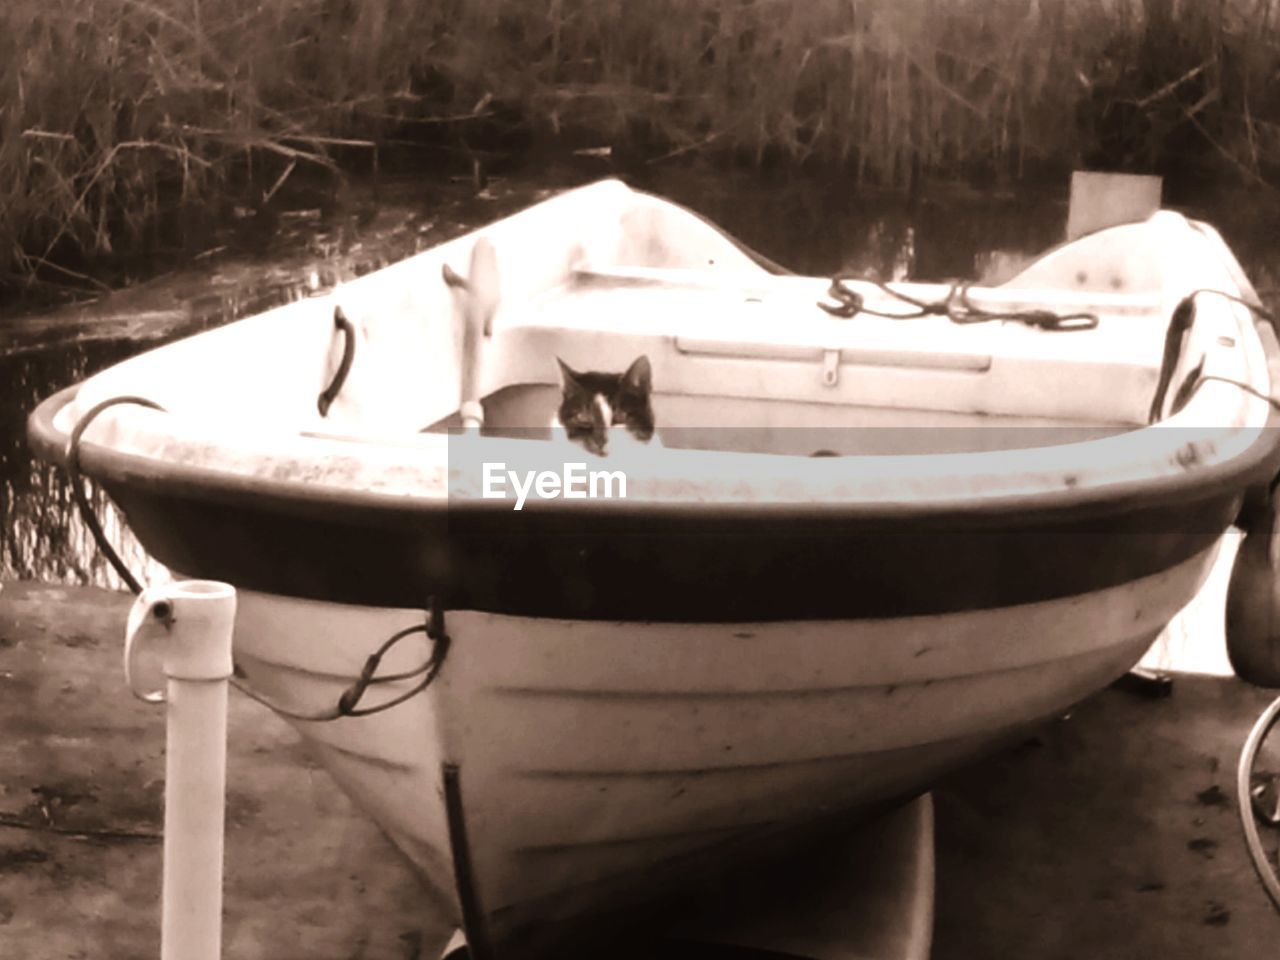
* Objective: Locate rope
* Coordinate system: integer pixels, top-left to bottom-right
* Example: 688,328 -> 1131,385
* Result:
317,305 -> 356,417
1237,695 -> 1280,912
1197,375 -> 1280,412
66,396 -> 167,594
817,276 -> 1099,331
230,600 -> 450,722
65,395 -> 445,721
1186,287 -> 1278,324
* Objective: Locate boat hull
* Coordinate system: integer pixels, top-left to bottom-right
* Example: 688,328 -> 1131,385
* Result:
23,179 -> 1280,956
226,534 -> 1221,954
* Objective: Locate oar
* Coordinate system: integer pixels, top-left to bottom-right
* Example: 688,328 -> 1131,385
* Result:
443,237 -> 500,431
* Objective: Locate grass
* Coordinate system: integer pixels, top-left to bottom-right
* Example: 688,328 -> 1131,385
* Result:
3,0 -> 1280,300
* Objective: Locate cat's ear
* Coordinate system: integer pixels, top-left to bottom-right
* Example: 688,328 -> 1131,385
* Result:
556,357 -> 580,387
622,355 -> 652,393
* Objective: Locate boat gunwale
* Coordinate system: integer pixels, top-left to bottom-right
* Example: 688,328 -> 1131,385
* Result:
26,379 -> 1280,528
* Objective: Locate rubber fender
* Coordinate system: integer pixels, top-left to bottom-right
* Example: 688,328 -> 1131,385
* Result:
1227,481 -> 1280,687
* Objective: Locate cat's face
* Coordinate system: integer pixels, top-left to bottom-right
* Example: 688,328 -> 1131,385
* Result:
555,356 -> 655,456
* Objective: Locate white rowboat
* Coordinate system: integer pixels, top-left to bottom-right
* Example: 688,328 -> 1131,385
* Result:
29,179 -> 1280,958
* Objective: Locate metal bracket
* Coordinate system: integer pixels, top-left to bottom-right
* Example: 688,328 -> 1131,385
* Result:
822,349 -> 840,387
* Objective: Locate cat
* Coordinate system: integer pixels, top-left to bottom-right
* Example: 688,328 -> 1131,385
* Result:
553,355 -> 658,456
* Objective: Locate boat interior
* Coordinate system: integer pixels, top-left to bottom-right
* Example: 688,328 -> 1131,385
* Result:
65,180 -> 1270,491
318,182 -> 1264,456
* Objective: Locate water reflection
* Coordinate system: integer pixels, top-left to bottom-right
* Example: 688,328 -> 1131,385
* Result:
1,342 -> 170,590
1,176 -> 559,591
628,165 -> 1067,281
4,164 -> 1279,591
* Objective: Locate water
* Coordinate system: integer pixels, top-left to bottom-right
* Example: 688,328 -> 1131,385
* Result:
2,340 -> 158,589
3,160 -> 1279,602
1,173 -> 563,590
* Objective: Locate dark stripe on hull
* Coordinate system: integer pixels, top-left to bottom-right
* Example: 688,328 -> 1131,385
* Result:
105,482 -> 1238,620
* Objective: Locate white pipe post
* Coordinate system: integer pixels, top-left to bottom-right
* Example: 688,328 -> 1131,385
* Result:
125,580 -> 237,960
